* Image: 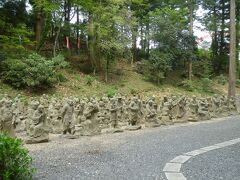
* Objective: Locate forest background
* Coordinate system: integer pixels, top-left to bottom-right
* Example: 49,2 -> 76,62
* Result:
0,0 -> 239,99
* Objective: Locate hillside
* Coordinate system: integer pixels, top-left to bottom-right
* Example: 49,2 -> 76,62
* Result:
0,62 -> 238,99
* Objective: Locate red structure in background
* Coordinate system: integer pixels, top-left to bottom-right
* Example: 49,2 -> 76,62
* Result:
66,36 -> 70,49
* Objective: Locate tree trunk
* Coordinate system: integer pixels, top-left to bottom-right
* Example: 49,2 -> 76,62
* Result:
218,0 -> 225,73
146,21 -> 150,60
228,0 -> 236,98
132,26 -> 137,64
53,25 -> 61,57
35,11 -> 44,45
88,13 -> 96,73
212,6 -> 219,74
76,7 -> 80,54
236,3 -> 240,78
188,0 -> 194,80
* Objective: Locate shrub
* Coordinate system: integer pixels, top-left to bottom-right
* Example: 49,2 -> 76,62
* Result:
0,133 -> 34,180
84,75 -> 96,86
181,79 -> 196,92
180,78 -> 213,93
216,74 -> 227,85
1,53 -> 68,89
106,88 -> 117,98
143,51 -> 172,84
50,54 -> 69,70
201,78 -> 213,93
236,79 -> 240,88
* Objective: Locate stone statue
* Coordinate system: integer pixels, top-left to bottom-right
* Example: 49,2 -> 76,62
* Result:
127,97 -> 141,130
145,99 -> 160,128
26,99 -> 39,135
0,99 -> 15,137
160,96 -> 173,125
61,99 -> 74,135
186,96 -> 199,122
197,98 -> 210,121
26,105 -> 49,144
50,102 -> 63,134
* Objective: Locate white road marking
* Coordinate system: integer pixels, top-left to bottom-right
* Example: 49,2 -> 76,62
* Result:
163,138 -> 240,180
163,163 -> 182,172
170,155 -> 192,164
165,172 -> 187,180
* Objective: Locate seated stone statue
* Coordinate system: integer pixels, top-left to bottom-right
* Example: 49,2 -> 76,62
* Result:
0,99 -> 15,137
160,96 -> 173,125
145,99 -> 160,128
74,101 -> 99,136
26,105 -> 49,144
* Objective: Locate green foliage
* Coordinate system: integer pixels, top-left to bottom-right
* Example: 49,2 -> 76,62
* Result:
201,78 -> 213,93
193,49 -> 213,78
75,74 -> 81,81
236,79 -> 240,88
105,88 -> 117,98
216,74 -> 227,85
0,133 -> 34,180
50,54 -> 69,70
143,51 -> 172,84
1,53 -> 68,89
181,79 -> 196,92
84,75 -> 96,86
181,78 -> 213,93
55,72 -> 67,83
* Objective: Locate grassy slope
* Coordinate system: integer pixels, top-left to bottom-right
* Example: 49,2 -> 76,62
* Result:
0,62 -> 239,99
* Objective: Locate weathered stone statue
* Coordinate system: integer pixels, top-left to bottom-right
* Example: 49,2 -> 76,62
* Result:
169,96 -> 180,123
74,101 -> 99,136
160,96 -> 173,125
177,96 -> 187,122
61,99 -> 74,135
145,99 -> 160,128
0,100 -> 15,137
26,105 -> 49,144
26,99 -> 39,135
186,96 -> 199,122
50,102 -> 63,134
109,98 -> 119,128
197,98 -> 210,121
228,96 -> 237,115
127,97 -> 141,130
212,95 -> 221,117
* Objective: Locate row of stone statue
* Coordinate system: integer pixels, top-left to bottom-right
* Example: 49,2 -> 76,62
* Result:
0,94 -> 239,143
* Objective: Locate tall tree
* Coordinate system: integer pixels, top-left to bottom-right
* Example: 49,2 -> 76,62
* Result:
228,0 -> 236,98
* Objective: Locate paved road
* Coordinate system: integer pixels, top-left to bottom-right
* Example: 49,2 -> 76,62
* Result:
27,116 -> 240,180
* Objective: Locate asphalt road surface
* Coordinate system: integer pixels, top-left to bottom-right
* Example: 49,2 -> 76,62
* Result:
27,115 -> 240,180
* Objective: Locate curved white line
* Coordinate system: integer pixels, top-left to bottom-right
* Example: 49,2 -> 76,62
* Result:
163,138 -> 240,180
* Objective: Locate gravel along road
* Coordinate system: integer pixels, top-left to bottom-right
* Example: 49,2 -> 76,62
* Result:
26,115 -> 240,180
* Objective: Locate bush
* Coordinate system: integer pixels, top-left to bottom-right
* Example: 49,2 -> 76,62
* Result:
84,75 -> 96,86
181,79 -> 196,92
106,88 -> 117,98
1,53 -> 68,89
180,78 -> 213,93
201,78 -> 213,93
50,54 -> 69,70
236,79 -> 240,88
216,74 -> 227,85
143,51 -> 172,84
0,133 -> 34,180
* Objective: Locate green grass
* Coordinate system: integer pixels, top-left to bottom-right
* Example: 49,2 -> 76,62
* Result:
0,64 -> 237,99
